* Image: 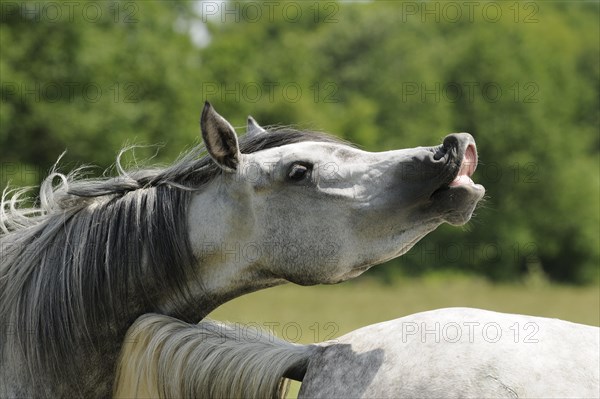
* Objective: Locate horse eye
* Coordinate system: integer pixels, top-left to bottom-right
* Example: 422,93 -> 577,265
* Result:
287,163 -> 311,182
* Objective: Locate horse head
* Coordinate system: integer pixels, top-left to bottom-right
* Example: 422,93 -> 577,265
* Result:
188,102 -> 485,296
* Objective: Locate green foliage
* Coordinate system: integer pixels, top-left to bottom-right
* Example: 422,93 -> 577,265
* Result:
1,1 -> 598,283
1,0 -> 202,179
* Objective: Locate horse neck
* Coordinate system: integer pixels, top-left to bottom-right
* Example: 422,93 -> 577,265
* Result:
179,262 -> 287,321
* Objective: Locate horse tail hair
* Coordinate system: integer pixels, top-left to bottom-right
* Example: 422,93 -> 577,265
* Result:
114,314 -> 320,399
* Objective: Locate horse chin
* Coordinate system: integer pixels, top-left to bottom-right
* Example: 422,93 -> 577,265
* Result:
430,183 -> 485,225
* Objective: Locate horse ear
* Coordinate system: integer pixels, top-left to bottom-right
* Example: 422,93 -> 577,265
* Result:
246,116 -> 266,138
201,102 -> 241,172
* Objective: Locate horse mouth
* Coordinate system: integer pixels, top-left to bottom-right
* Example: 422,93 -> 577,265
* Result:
449,143 -> 480,188
428,136 -> 485,225
432,142 -> 483,196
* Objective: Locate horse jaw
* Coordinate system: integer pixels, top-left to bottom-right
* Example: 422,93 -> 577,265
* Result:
182,176 -> 288,316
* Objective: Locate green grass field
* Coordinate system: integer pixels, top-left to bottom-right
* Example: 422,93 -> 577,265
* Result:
211,274 -> 599,337
210,274 -> 599,397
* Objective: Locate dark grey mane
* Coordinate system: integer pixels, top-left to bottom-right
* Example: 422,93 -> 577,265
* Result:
0,128 -> 346,384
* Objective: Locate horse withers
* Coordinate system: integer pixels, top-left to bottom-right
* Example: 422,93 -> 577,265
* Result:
0,103 -> 484,397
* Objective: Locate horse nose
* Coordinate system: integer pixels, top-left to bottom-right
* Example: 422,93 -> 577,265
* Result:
435,133 -> 476,161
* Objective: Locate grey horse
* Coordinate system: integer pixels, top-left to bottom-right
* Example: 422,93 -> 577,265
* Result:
1,103 -> 483,397
115,308 -> 600,398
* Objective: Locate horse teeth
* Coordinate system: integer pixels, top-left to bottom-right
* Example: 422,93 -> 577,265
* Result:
450,174 -> 475,187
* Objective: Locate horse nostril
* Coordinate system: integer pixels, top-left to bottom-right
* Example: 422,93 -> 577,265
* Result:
434,134 -> 461,161
433,146 -> 446,161
442,134 -> 460,152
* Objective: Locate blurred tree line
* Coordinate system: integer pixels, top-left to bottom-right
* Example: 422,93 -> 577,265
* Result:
1,1 -> 598,284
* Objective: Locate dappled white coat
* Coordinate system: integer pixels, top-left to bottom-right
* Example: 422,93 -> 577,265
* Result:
299,307 -> 600,398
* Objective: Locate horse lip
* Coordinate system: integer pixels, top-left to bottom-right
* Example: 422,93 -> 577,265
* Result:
431,141 -> 480,197
448,143 -> 478,187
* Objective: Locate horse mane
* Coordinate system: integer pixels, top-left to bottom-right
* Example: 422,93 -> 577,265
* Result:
0,128 -> 345,384
114,313 -> 320,399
